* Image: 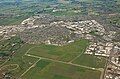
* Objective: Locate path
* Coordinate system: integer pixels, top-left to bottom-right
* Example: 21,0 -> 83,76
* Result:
0,59 -> 9,68
19,58 -> 41,78
0,64 -> 19,71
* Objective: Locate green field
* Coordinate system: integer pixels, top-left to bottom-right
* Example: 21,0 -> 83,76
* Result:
22,59 -> 101,79
50,11 -> 81,16
1,44 -> 39,78
0,12 -> 33,26
72,54 -> 106,68
0,38 -> 106,79
27,39 -> 89,61
0,16 -> 25,25
0,36 -> 24,65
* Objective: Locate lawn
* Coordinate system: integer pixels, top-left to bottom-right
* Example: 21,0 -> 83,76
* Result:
27,39 -> 89,61
22,59 -> 101,79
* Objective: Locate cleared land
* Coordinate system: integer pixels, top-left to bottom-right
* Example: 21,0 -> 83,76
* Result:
22,59 -> 101,79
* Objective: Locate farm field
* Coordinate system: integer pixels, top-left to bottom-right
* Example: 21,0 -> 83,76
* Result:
21,59 -> 101,79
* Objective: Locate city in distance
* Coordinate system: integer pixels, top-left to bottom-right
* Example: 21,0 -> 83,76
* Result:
0,0 -> 120,79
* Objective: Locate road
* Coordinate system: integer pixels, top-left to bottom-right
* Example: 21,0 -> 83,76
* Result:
102,48 -> 114,79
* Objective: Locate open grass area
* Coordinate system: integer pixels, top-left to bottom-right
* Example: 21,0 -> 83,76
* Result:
0,36 -> 3,40
0,16 -> 26,25
80,0 -> 94,3
0,60 -> 6,65
72,54 -> 106,68
22,59 -> 101,79
0,36 -> 24,65
0,12 -> 33,26
1,44 -> 39,78
0,38 -> 106,79
50,11 -> 81,16
4,56 -> 39,78
27,39 -> 89,61
1,64 -> 19,71
0,36 -> 23,50
44,7 -> 82,17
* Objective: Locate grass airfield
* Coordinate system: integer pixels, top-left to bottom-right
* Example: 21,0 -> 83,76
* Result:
0,39 -> 106,79
21,59 -> 101,79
